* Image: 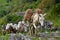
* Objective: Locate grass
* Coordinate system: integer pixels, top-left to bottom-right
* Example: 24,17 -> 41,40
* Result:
55,37 -> 60,40
32,37 -> 39,40
0,34 -> 9,40
45,12 -> 60,27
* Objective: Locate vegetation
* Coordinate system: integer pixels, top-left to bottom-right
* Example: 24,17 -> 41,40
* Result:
0,0 -> 59,25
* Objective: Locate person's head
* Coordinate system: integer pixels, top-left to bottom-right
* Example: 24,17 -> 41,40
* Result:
35,8 -> 42,14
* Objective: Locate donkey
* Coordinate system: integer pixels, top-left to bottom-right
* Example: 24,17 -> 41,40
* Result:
31,8 -> 46,35
23,9 -> 33,26
23,9 -> 33,35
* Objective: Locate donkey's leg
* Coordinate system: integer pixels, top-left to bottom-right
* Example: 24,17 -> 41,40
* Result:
33,23 -> 36,29
26,21 -> 31,35
33,23 -> 37,35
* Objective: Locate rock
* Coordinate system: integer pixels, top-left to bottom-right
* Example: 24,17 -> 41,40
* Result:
39,37 -> 47,40
53,31 -> 60,37
48,38 -> 56,40
8,33 -> 31,40
25,36 -> 32,40
37,32 -> 49,37
17,12 -> 25,16
8,33 -> 18,40
18,33 -> 25,40
18,33 -> 32,40
44,20 -> 53,31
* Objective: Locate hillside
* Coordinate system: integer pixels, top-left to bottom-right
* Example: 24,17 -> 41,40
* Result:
0,0 -> 60,27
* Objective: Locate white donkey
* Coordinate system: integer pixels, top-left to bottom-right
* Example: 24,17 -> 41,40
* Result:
39,13 -> 46,27
33,13 -> 46,33
32,9 -> 46,35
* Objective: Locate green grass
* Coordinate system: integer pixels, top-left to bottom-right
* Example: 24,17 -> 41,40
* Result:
46,18 -> 60,27
55,37 -> 60,40
45,10 -> 60,27
0,34 -> 9,40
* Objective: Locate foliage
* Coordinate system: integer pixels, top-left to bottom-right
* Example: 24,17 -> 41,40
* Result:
0,0 -> 60,31
38,0 -> 54,10
0,10 -> 7,18
55,0 -> 60,4
45,3 -> 60,26
0,13 -> 23,26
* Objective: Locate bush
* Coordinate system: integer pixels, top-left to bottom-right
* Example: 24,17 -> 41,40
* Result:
0,10 -> 7,18
49,3 -> 60,17
0,13 -> 23,26
22,1 -> 39,11
45,3 -> 60,26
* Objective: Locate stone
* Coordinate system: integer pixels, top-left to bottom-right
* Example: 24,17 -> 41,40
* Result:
48,38 -> 56,40
18,33 -> 32,40
8,33 -> 18,40
37,32 -> 49,37
17,12 -> 25,16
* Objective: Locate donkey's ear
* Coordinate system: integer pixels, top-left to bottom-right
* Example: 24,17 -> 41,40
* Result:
43,13 -> 46,16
